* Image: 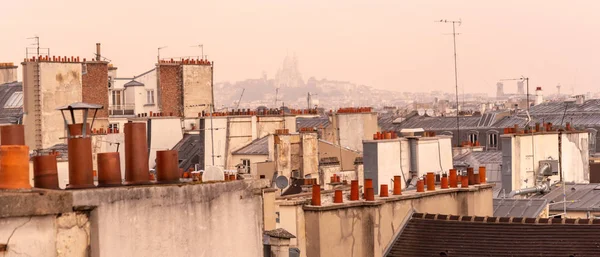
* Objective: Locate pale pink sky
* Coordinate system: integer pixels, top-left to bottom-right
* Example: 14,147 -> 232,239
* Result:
1,0 -> 599,95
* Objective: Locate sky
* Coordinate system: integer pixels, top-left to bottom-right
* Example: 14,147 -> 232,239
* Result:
1,0 -> 599,95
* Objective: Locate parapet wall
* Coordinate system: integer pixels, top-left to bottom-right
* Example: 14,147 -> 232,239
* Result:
301,184 -> 493,257
0,179 -> 270,257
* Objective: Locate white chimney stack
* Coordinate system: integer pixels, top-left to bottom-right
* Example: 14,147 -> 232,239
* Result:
535,87 -> 543,105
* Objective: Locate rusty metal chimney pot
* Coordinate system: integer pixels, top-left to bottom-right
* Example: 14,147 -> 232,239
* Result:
33,155 -> 60,189
97,152 -> 122,187
156,150 -> 180,183
0,145 -> 31,189
0,125 -> 25,145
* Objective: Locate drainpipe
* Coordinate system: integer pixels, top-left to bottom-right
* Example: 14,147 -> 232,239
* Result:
510,163 -> 552,196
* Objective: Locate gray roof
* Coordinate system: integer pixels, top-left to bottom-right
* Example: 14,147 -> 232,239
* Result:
493,198 -> 547,218
232,136 -> 269,155
378,113 -> 400,131
172,134 -> 203,172
395,115 -> 491,130
492,113 -> 600,128
0,81 -> 23,123
529,99 -> 600,114
453,150 -> 502,165
537,183 -> 600,211
296,116 -> 329,129
123,80 -> 144,87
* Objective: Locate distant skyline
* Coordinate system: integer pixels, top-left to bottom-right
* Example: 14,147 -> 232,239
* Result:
2,0 -> 599,95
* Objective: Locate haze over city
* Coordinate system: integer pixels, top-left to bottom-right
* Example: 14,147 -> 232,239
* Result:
2,0 -> 600,95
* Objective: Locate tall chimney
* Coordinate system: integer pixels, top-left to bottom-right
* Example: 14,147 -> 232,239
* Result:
96,43 -> 101,61
535,87 -> 543,105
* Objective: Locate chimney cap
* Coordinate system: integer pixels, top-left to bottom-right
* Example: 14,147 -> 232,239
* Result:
536,87 -> 542,91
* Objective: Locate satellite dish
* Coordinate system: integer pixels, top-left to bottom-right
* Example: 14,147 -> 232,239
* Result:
426,109 -> 434,116
417,109 -> 425,116
275,176 -> 289,189
203,166 -> 224,182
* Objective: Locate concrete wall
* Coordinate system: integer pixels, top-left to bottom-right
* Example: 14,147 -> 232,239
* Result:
302,185 -> 493,257
302,133 -> 319,177
504,131 -> 589,191
204,117 -> 228,169
0,213 -> 90,257
182,65 -> 212,118
318,140 -> 360,171
71,180 -> 269,257
334,112 -> 378,152
23,62 -> 84,150
0,66 -> 17,84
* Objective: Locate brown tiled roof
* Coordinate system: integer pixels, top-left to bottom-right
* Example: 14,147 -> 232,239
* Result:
386,212 -> 600,257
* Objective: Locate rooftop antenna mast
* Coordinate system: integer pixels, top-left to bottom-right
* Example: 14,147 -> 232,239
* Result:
190,44 -> 204,59
26,35 -> 50,58
436,19 -> 462,147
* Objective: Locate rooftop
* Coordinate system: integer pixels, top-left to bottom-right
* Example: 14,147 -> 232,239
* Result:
493,198 -> 547,218
394,114 -> 494,130
296,116 -> 330,129
0,81 -> 23,124
386,212 -> 600,257
536,183 -> 600,212
232,136 -> 269,155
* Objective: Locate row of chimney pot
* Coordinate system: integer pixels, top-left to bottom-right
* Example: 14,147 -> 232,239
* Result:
311,167 -> 487,205
334,107 -> 373,114
373,131 -> 398,140
461,141 -> 481,147
137,112 -> 174,118
159,59 -> 211,65
299,127 -> 318,132
26,56 -> 86,63
0,124 -> 232,190
275,129 -> 290,135
0,62 -> 15,67
503,122 -> 576,134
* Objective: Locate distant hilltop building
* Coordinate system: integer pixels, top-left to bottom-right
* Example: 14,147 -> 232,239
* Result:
275,54 -> 304,88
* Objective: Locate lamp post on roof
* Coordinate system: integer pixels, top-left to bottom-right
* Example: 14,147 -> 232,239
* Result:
56,102 -> 103,138
56,102 -> 103,189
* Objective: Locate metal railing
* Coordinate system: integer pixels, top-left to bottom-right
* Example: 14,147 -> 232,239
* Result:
109,104 -> 135,116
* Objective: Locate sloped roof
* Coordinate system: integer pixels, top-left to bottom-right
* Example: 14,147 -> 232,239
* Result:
56,102 -> 103,110
493,198 -> 547,218
171,134 -> 203,171
378,113 -> 400,131
0,81 -> 23,123
453,150 -> 502,165
529,99 -> 600,114
395,115 -> 487,130
296,116 -> 329,129
492,113 -> 600,128
386,212 -> 600,257
232,136 -> 269,155
123,80 -> 144,87
537,183 -> 600,212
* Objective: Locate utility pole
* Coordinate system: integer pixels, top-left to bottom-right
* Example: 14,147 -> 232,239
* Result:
436,19 -> 462,147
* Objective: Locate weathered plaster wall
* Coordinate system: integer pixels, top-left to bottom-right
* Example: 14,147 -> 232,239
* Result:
182,65 -> 212,118
302,133 -> 319,177
0,66 -> 17,84
302,185 -> 493,257
71,180 -> 269,257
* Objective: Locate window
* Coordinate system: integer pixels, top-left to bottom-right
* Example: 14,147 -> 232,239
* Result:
146,90 -> 155,105
487,130 -> 499,149
109,123 -> 120,133
241,159 -> 251,173
588,128 -> 597,154
468,131 -> 479,145
111,90 -> 122,106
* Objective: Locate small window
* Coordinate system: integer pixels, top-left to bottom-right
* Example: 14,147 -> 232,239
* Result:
468,131 -> 479,145
487,130 -> 499,149
241,159 -> 251,173
109,123 -> 120,133
146,90 -> 155,105
112,90 -> 123,106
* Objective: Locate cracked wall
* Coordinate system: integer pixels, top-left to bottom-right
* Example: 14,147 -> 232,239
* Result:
0,212 -> 89,257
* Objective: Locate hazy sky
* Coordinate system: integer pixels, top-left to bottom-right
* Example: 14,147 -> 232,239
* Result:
2,1 -> 599,95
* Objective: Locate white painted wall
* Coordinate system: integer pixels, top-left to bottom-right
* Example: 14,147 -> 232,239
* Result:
148,118 -> 184,168
205,117 -> 228,168
508,132 -> 589,191
415,137 -> 453,176
336,113 -> 378,152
